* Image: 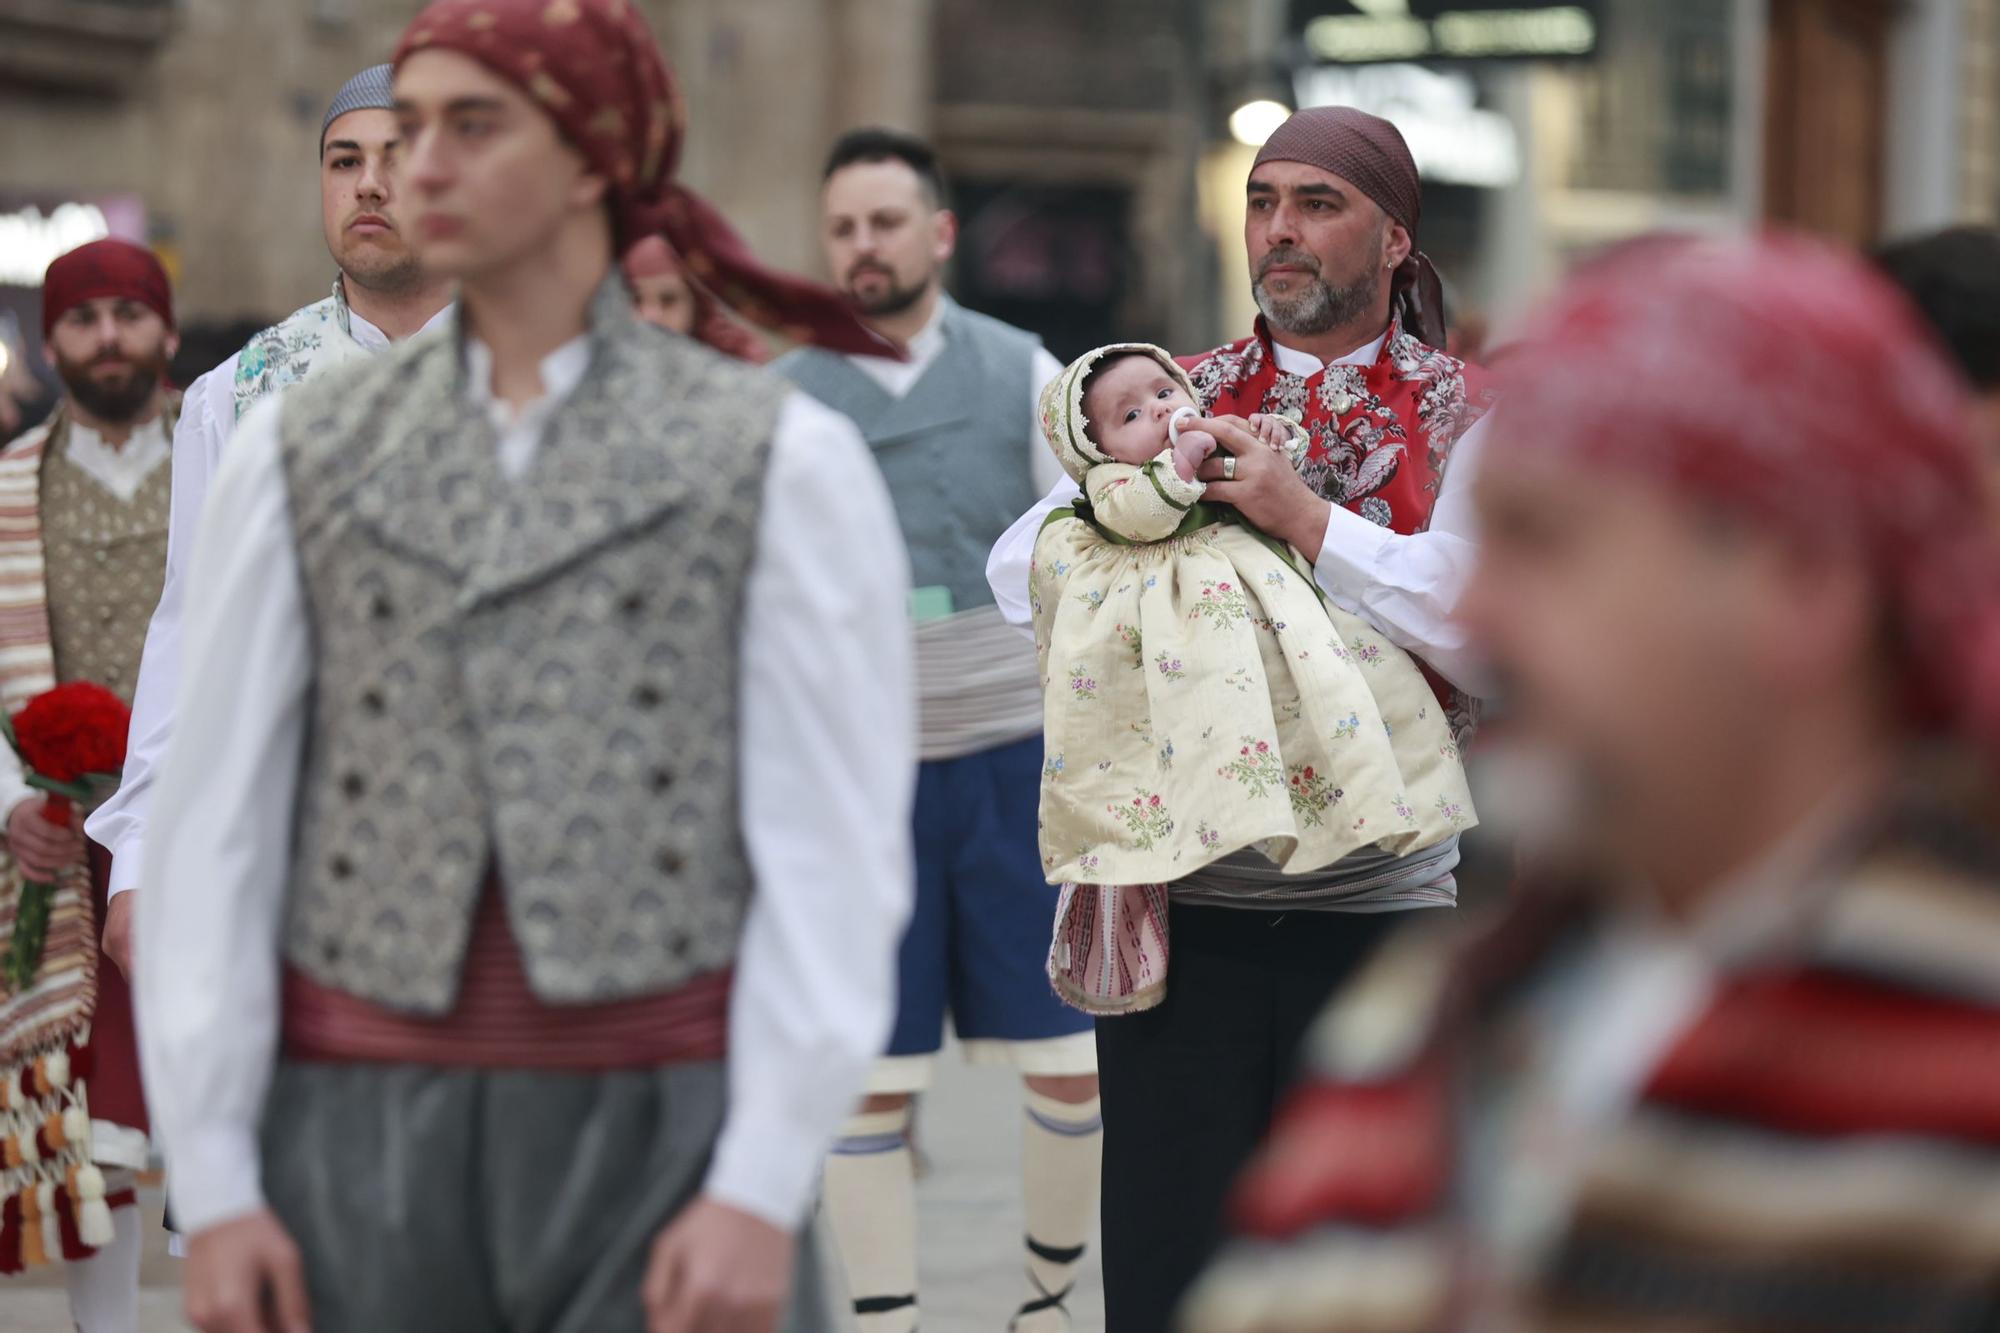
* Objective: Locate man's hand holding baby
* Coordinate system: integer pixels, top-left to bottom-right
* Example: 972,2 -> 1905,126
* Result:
1196,416 -> 1332,562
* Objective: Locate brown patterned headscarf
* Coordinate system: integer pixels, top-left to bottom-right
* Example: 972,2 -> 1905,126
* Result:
1254,106 -> 1447,349
395,0 -> 896,358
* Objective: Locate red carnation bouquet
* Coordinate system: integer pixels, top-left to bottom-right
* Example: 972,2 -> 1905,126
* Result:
1,683 -> 129,992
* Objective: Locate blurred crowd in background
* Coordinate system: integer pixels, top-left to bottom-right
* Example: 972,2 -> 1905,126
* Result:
4,0 -> 1999,431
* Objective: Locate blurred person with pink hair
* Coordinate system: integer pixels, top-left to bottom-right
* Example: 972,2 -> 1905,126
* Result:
1183,232 -> 2000,1333
622,233 -> 770,363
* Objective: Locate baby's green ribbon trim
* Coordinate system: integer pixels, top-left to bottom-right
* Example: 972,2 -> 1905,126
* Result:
1041,501 -> 1327,608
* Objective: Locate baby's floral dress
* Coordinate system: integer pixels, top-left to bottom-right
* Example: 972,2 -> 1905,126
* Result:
1031,342 -> 1474,889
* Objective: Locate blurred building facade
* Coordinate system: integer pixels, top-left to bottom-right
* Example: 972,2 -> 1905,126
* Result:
1,0 -> 1997,404
1251,0 -> 2000,341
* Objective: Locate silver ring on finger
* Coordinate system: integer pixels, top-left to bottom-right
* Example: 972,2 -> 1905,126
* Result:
1221,455 -> 1237,481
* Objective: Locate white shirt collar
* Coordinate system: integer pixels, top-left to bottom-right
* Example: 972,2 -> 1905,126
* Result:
343,284 -> 455,355
903,295 -> 951,364
1269,328 -> 1389,378
60,412 -> 171,503
462,334 -> 593,481
847,293 -> 951,370
462,335 -> 593,418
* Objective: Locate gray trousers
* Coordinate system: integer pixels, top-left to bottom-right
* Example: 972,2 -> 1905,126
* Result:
260,1059 -> 836,1333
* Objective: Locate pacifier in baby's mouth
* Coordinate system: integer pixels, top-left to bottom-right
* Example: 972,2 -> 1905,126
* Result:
1168,405 -> 1200,445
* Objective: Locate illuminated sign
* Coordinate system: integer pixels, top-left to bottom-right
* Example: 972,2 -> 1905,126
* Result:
0,203 -> 111,287
1293,63 -> 1521,187
1295,0 -> 1598,64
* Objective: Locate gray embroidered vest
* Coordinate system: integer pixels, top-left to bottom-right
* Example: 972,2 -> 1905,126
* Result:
274,279 -> 779,1015
776,299 -> 1041,612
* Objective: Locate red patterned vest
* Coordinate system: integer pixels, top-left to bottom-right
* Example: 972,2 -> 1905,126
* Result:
1178,314 -> 1496,732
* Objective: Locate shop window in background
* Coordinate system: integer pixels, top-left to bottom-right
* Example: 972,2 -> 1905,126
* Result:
951,181 -> 1134,364
1564,0 -> 1735,199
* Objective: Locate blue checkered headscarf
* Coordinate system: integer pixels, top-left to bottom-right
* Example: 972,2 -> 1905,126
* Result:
320,64 -> 396,153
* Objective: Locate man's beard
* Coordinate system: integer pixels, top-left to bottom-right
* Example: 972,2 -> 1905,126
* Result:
56,349 -> 166,425
337,244 -> 427,297
844,262 -> 931,318
1253,244 -> 1381,336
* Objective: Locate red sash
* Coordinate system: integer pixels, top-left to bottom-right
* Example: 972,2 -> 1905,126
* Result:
281,878 -> 731,1070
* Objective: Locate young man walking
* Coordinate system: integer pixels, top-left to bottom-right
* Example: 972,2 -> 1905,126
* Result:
139,5 -> 916,1330
776,128 -> 1096,1333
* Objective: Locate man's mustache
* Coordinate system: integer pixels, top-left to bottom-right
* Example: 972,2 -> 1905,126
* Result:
1257,248 -> 1322,278
846,262 -> 894,284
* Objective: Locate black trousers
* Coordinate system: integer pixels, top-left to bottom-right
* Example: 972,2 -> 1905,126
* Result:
1094,903 -> 1417,1333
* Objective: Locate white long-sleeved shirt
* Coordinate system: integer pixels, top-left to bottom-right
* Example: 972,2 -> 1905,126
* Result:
88,301 -> 453,896
136,336 -> 916,1238
983,332 -> 1494,694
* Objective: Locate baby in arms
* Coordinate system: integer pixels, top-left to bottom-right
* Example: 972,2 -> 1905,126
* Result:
1031,343 -> 1474,1012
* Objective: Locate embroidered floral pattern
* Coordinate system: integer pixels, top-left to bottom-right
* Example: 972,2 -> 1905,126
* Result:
1185,338 -> 1265,406
1197,821 -> 1221,850
1219,738 -> 1283,796
1181,313 -> 1490,530
1076,587 -> 1106,614
1435,794 -> 1470,828
1043,754 -> 1066,779
1262,373 -> 1312,425
1110,791 -> 1175,850
1287,765 -> 1343,826
1333,711 -> 1361,741
1153,650 -> 1186,681
232,284 -> 374,423
1190,579 -> 1249,629
1067,665 -> 1098,701
1116,622 -> 1143,668
1348,638 -> 1385,666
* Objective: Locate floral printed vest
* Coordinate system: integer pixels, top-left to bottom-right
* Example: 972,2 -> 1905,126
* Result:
232,279 -> 377,422
1179,315 -> 1496,735
1179,312 -> 1493,536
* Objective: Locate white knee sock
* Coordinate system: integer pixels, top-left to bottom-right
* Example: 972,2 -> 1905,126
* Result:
823,1107 -> 919,1333
1015,1091 -> 1103,1331
64,1199 -> 141,1333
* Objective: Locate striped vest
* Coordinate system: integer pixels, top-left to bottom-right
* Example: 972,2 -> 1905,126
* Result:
1189,784 -> 2000,1332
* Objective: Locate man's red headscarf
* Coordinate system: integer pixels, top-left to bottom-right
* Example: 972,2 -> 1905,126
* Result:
1254,107 -> 1446,348
621,235 -> 770,364
1493,231 -> 2000,757
394,0 -> 892,358
41,239 -> 174,340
